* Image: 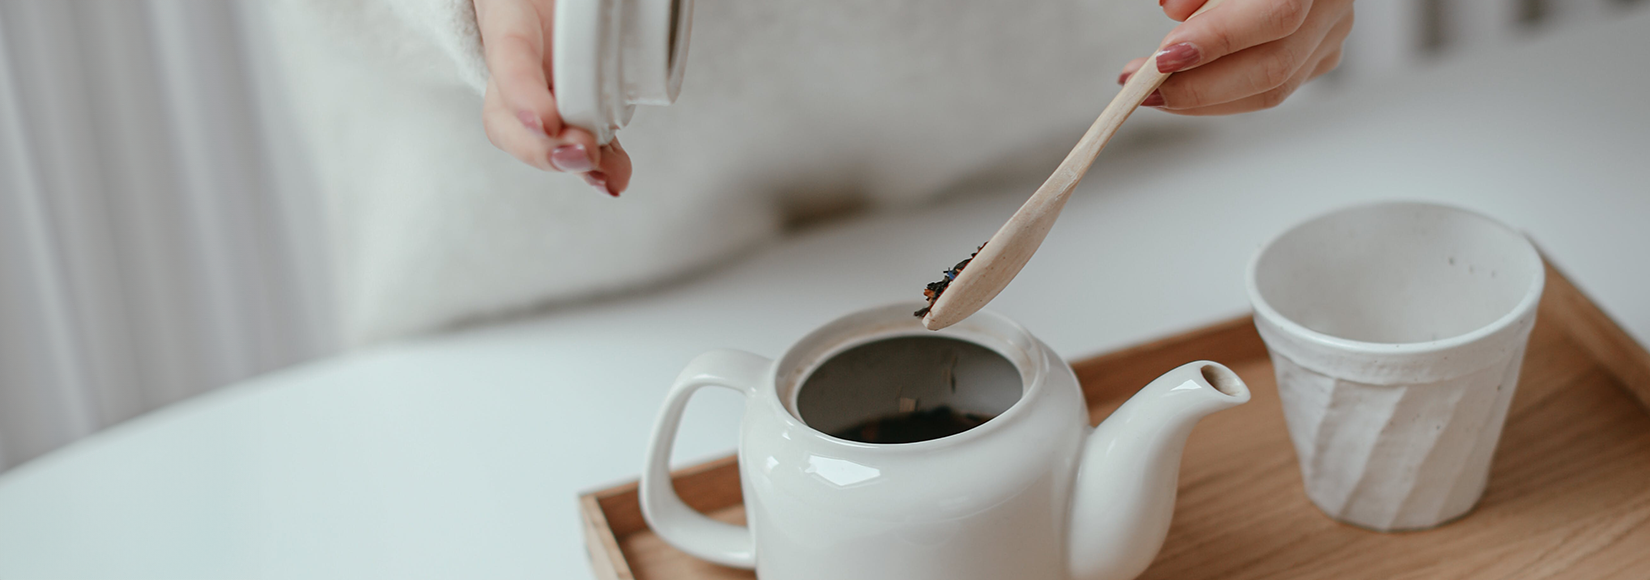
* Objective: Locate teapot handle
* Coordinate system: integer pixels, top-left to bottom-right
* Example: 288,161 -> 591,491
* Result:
639,349 -> 767,569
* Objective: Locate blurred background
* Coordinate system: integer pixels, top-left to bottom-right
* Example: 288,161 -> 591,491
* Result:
0,0 -> 1642,472
1,1 -> 330,472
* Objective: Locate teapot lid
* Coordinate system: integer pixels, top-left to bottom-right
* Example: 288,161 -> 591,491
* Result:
553,0 -> 693,144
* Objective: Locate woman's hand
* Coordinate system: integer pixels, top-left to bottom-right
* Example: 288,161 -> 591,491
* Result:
475,0 -> 632,196
1119,0 -> 1354,115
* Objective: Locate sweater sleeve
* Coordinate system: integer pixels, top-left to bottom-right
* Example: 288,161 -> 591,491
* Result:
385,0 -> 489,92
270,0 -> 490,94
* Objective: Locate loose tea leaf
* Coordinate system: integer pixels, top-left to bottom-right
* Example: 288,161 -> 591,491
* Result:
914,242 -> 988,318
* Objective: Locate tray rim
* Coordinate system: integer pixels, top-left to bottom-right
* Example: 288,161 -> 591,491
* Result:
576,263 -> 1650,580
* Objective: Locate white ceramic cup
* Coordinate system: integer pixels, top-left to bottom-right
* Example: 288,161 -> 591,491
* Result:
1247,201 -> 1544,532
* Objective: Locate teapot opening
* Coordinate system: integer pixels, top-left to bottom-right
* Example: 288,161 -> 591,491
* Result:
1201,364 -> 1245,397
795,335 -> 1022,444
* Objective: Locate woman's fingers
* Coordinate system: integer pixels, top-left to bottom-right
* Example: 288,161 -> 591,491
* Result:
1119,0 -> 1352,114
1118,57 -> 1148,83
484,77 -> 604,172
476,0 -> 630,194
598,140 -> 632,195
485,79 -> 620,194
1310,46 -> 1343,80
484,79 -> 555,170
477,0 -> 564,142
1152,15 -> 1350,116
1152,0 -> 1345,109
551,126 -> 603,174
1151,57 -> 1315,116
1155,0 -> 1314,73
473,0 -> 632,193
582,140 -> 634,197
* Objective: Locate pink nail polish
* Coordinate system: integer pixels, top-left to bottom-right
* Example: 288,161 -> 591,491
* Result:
517,110 -> 545,136
550,145 -> 594,172
1142,91 -> 1166,107
1117,72 -> 1132,85
1155,43 -> 1201,73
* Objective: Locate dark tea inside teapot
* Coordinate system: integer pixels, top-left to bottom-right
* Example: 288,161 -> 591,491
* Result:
830,405 -> 997,444
796,335 -> 1021,444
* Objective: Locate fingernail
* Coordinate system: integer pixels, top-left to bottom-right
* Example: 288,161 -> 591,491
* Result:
1155,42 -> 1201,73
550,145 -> 594,172
583,172 -> 616,197
517,110 -> 545,136
1117,72 -> 1132,85
1142,91 -> 1166,107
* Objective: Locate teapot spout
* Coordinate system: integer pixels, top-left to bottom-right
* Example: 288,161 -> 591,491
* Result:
1066,361 -> 1249,580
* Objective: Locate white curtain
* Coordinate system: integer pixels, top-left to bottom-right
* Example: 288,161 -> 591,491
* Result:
0,0 -> 332,471
0,0 -> 1631,472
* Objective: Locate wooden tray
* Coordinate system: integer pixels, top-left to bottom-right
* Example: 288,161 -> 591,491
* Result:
579,265 -> 1650,579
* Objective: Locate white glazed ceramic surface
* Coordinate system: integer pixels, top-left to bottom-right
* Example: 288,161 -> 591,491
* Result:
553,0 -> 693,144
1248,201 -> 1544,532
640,304 -> 1250,580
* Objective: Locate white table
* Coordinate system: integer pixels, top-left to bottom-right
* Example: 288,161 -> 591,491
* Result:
3,10 -> 1647,579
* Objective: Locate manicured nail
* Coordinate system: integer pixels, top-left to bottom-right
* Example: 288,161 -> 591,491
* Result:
583,172 -> 616,197
1117,72 -> 1132,85
1142,91 -> 1166,107
517,110 -> 545,136
1155,42 -> 1201,73
550,144 -> 593,172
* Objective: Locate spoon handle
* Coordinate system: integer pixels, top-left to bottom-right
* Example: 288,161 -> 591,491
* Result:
919,0 -> 1229,331
1030,0 -> 1228,209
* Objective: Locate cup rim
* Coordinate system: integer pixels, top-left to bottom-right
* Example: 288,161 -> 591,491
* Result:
1245,201 -> 1545,356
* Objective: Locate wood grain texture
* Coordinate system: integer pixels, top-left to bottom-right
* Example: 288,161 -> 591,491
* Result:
1539,262 -> 1650,412
580,269 -> 1650,579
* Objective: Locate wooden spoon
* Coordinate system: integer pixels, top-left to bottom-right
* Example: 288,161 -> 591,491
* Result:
921,0 -> 1227,331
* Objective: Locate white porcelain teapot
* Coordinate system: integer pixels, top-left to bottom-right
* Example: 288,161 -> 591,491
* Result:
641,304 -> 1250,580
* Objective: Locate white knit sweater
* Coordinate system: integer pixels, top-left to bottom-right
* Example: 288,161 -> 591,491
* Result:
259,0 -> 1172,345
